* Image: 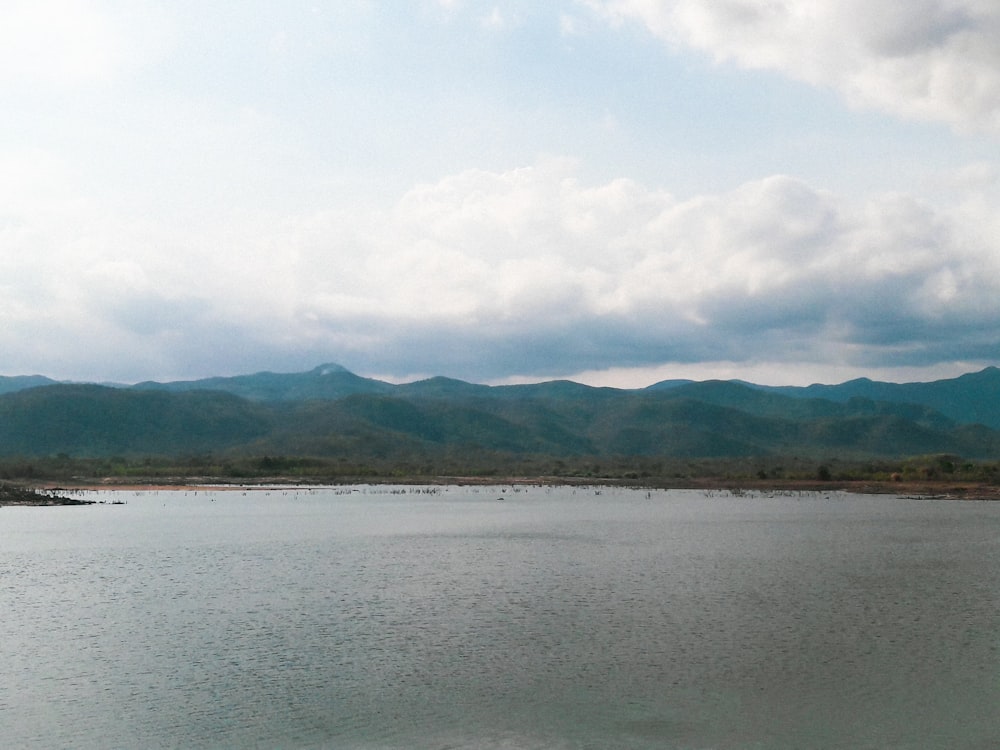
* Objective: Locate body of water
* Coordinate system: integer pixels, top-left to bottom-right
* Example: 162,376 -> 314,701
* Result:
2,485 -> 999,749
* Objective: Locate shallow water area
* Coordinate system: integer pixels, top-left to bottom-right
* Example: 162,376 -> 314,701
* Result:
3,485 -> 999,749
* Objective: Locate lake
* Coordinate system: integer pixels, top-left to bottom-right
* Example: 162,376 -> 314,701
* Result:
2,485 -> 999,749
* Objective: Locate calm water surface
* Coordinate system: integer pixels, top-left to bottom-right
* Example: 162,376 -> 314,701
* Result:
2,485 -> 999,749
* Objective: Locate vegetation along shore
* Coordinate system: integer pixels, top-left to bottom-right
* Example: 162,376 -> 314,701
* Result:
3,364 -> 999,503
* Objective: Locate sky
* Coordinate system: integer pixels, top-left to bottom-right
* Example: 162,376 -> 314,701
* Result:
3,0 -> 999,387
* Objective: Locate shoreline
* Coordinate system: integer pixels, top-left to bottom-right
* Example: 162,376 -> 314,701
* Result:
0,484 -> 94,506
17,476 -> 1000,502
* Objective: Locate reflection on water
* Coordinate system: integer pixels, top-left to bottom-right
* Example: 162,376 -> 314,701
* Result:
2,486 -> 999,749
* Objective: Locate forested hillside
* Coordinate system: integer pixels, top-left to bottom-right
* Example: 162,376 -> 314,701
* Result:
1,365 -> 999,465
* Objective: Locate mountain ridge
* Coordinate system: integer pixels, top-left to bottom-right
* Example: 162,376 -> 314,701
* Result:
120,363 -> 1000,431
0,363 -> 998,461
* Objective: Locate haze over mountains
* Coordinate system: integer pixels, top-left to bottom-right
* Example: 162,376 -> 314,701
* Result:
0,364 -> 998,460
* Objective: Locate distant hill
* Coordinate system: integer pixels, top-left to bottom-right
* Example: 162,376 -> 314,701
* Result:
0,385 -> 272,456
131,366 -> 628,404
752,367 -> 1000,430
0,363 -> 998,460
653,380 -> 958,431
0,375 -> 59,395
131,363 -> 392,401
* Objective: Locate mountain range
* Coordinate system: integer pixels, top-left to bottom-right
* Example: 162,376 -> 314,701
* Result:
0,364 -> 998,461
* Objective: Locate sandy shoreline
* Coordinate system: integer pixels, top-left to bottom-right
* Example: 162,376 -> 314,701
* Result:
24,476 -> 1000,501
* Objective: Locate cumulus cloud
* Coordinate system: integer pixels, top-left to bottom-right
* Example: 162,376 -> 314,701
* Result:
198,163 -> 1000,380
586,0 -> 1000,134
5,2 -> 995,388
3,156 -> 999,383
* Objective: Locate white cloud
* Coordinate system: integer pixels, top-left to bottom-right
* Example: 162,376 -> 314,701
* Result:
3,152 -> 1000,383
586,0 -> 1000,134
559,12 -> 583,36
231,162 -> 1000,380
482,7 -> 511,30
0,0 -> 170,87
4,1 -> 995,388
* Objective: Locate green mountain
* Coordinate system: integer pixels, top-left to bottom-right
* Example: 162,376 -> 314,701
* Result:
0,375 -> 59,395
652,380 -> 957,431
0,385 -> 273,456
753,367 -> 1000,430
0,364 -> 998,461
131,363 -> 392,402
